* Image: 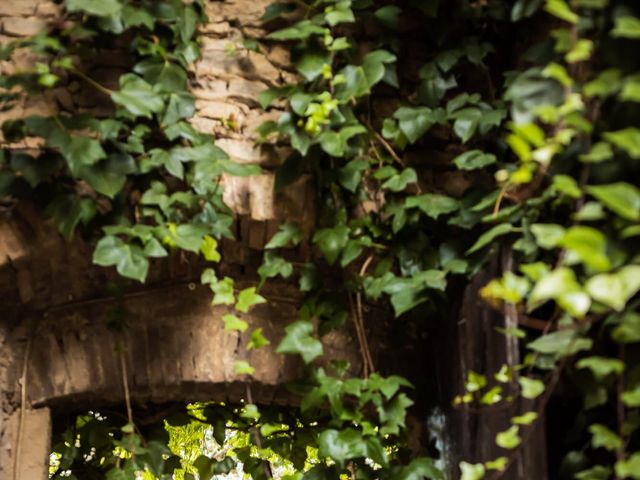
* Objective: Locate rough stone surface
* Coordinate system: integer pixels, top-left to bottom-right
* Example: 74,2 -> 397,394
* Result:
0,408 -> 51,480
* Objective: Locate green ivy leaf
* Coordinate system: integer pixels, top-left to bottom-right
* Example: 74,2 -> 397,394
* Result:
512,412 -> 539,425
277,320 -> 323,363
222,314 -> 248,332
210,276 -> 235,305
466,224 -> 513,254
267,20 -> 327,40
544,0 -> 578,24
459,462 -> 486,480
234,360 -> 255,375
313,225 -> 349,265
236,287 -> 267,313
575,466 -> 613,480
382,168 -> 418,192
200,235 -> 221,262
406,194 -> 459,219
93,235 -> 149,282
258,252 -> 293,281
530,223 -> 565,249
111,74 -> 164,118
374,5 -> 402,29
586,266 -> 640,311
527,329 -> 593,357
247,327 -> 270,350
558,226 -> 610,272
261,2 -> 297,22
65,0 -> 122,17
451,107 -> 482,143
496,425 -> 521,449
394,107 -> 444,144
518,377 -> 545,399
577,357 -> 625,380
453,150 -> 497,170
266,222 -> 303,249
612,16 -> 640,39
587,182 -> 640,221
603,128 -> 640,159
589,424 -> 623,451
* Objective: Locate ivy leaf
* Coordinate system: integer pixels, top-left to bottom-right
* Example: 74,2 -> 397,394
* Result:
450,107 -> 482,143
382,168 -> 417,192
612,16 -> 640,39
318,430 -> 363,466
62,135 -> 107,176
210,277 -> 235,305
261,3 -> 297,22
65,0 -> 122,17
558,226 -> 610,272
134,60 -> 187,93
313,225 -> 349,265
511,0 -> 543,22
527,329 -> 593,357
530,223 -> 565,249
406,194 -> 459,219
93,235 -> 149,283
544,0 -> 578,24
496,425 -> 521,449
266,222 -> 303,249
336,65 -> 370,100
200,235 -> 221,262
178,5 -> 199,43
586,266 -> 640,311
512,412 -> 539,425
575,466 -> 612,480
453,150 -> 497,170
267,20 -> 327,40
222,314 -> 248,332
394,107 -> 443,144
258,252 -> 293,281
247,328 -> 270,350
234,361 -> 255,375
459,462 -> 486,480
277,320 -> 323,363
518,377 -> 545,399
299,263 -> 318,292
577,356 -> 625,380
587,182 -> 640,221
589,424 -> 623,451
374,5 -> 402,29
612,312 -> 640,343
603,128 -> 640,159
325,5 -> 355,26
296,50 -> 331,81
622,386 -> 640,407
466,224 -> 513,254
379,393 -> 413,435
236,287 -> 267,313
339,159 -> 369,192
111,74 -> 164,118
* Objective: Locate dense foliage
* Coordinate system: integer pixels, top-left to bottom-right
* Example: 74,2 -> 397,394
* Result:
2,0 -> 640,479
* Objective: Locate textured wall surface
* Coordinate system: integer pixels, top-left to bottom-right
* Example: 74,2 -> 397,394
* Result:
0,2 -> 355,479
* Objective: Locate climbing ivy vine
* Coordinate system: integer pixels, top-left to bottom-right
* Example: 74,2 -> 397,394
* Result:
2,0 -> 640,479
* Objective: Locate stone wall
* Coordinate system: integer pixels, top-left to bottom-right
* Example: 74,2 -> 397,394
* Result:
0,2 -> 341,478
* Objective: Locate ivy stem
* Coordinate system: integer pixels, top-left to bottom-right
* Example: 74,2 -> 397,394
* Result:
13,332 -> 33,480
616,344 -> 626,479
245,384 -> 274,479
71,67 -> 113,96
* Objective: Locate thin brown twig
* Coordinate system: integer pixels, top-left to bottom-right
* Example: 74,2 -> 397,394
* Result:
119,348 -> 133,426
349,294 -> 370,378
13,333 -> 33,480
245,384 -> 274,479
